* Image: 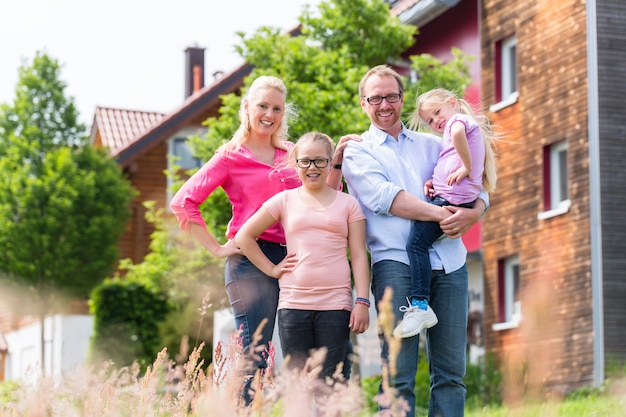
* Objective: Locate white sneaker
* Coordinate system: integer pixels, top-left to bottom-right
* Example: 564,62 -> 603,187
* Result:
392,304 -> 439,338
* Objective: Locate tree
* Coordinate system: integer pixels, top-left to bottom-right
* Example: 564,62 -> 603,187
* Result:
0,51 -> 136,373
109,202 -> 228,367
187,0 -> 472,240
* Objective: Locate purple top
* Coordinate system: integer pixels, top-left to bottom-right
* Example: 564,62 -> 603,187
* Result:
432,113 -> 484,205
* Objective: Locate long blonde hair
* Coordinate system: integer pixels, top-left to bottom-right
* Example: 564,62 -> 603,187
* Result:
221,75 -> 297,153
410,88 -> 498,192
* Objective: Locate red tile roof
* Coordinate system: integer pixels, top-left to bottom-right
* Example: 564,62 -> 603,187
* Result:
90,107 -> 165,157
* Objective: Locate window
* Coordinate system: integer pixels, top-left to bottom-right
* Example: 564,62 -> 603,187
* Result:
166,133 -> 205,210
171,137 -> 201,171
490,35 -> 518,111
493,255 -> 521,331
538,140 -> 570,219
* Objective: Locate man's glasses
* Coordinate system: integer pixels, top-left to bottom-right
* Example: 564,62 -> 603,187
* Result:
364,93 -> 403,105
296,158 -> 330,169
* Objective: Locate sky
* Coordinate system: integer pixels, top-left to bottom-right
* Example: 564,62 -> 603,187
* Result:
0,0 -> 321,126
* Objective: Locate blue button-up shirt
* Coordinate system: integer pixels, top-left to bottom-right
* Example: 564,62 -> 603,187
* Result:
343,123 -> 488,274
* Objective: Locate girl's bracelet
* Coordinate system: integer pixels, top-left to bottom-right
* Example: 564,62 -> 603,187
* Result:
355,297 -> 371,308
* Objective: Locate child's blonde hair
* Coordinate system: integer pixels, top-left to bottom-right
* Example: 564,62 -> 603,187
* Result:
288,132 -> 336,164
410,88 -> 498,192
221,75 -> 297,153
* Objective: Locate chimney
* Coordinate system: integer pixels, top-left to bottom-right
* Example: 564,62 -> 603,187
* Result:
184,45 -> 206,98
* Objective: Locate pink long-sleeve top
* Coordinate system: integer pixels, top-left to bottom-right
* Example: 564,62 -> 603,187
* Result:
170,141 -> 301,243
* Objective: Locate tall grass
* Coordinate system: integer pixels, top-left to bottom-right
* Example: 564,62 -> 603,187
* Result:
1,289 -> 625,416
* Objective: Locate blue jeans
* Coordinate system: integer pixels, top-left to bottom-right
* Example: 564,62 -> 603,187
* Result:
225,239 -> 285,404
372,260 -> 468,417
407,196 -> 475,302
278,308 -> 350,381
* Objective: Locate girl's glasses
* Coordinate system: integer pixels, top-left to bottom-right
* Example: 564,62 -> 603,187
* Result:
296,158 -> 330,169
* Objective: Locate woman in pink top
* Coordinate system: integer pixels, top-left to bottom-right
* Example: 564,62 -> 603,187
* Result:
235,132 -> 370,386
170,76 -> 349,405
392,88 -> 498,339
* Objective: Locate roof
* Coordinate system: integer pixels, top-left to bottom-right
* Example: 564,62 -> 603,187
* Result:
90,63 -> 252,168
390,0 -> 421,15
391,0 -> 461,26
90,107 -> 165,157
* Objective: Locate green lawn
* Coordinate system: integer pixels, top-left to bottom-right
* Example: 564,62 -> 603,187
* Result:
466,394 -> 626,417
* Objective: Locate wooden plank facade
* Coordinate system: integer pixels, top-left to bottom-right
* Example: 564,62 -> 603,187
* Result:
595,0 -> 626,369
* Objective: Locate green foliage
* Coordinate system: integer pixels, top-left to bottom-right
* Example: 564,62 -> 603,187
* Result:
403,47 -> 474,121
187,0 -> 414,234
301,0 -> 416,66
465,353 -> 503,408
116,202 -> 227,367
0,52 -> 135,316
0,146 -> 135,303
465,394 -> 626,417
0,380 -> 20,405
193,0 -> 416,165
414,351 -> 431,412
89,278 -> 171,369
360,373 -> 381,414
361,350 -> 503,414
0,51 -> 85,157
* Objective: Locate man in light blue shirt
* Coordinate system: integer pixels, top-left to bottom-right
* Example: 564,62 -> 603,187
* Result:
342,65 -> 488,417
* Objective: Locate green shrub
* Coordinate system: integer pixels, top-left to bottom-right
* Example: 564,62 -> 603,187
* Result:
0,380 -> 19,405
362,350 -> 503,413
89,278 -> 171,370
465,352 -> 503,408
361,374 -> 381,415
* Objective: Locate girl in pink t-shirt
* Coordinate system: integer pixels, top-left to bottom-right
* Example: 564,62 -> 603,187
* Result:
235,132 -> 370,384
392,88 -> 498,339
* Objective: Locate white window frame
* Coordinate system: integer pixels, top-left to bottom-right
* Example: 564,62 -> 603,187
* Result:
501,35 -> 517,99
538,140 -> 570,220
492,255 -> 521,331
489,35 -> 519,112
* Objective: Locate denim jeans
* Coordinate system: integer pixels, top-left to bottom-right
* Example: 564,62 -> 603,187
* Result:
278,308 -> 350,380
225,239 -> 285,404
372,260 -> 468,417
406,196 -> 474,302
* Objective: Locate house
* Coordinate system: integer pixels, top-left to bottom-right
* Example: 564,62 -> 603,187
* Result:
477,0 -> 626,398
0,48 -> 252,382
5,1 -> 622,397
0,0 -> 487,383
393,0 -> 626,397
90,47 -> 253,266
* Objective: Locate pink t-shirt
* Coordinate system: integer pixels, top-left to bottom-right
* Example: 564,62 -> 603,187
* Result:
432,113 -> 485,205
170,141 -> 301,243
263,189 -> 366,312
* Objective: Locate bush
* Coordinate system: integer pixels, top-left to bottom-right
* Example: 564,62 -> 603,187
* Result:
466,352 -> 503,408
362,349 -> 503,413
89,278 -> 171,369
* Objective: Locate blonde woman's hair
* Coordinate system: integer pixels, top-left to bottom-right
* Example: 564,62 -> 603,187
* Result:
288,131 -> 336,165
220,75 -> 297,153
410,88 -> 498,192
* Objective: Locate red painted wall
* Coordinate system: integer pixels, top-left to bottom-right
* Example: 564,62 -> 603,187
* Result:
402,0 -> 482,252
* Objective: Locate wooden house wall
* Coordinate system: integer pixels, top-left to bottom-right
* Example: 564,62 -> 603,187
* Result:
118,142 -> 168,266
480,0 -> 594,395
596,0 -> 626,365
